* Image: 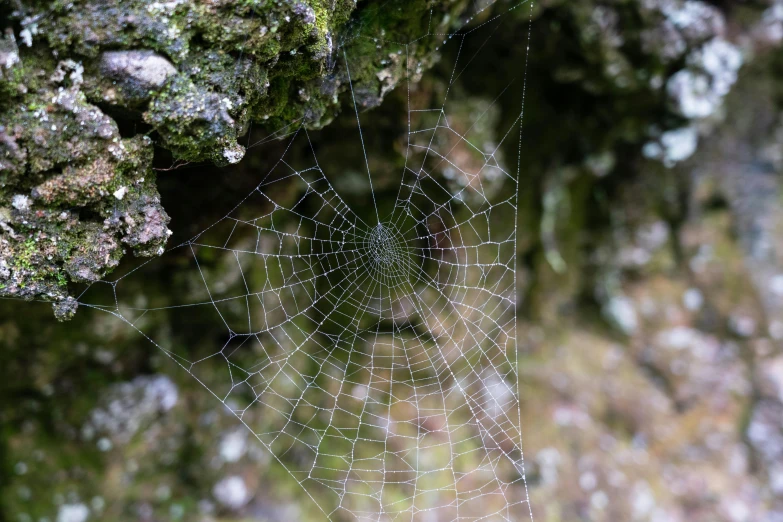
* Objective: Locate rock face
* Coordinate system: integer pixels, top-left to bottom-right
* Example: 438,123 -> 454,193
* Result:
5,1 -> 783,522
0,48 -> 171,308
0,0 -> 469,318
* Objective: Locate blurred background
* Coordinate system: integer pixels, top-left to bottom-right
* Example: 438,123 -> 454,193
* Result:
3,0 -> 783,521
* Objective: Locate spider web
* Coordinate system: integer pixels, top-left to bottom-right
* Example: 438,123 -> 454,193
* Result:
78,1 -> 535,519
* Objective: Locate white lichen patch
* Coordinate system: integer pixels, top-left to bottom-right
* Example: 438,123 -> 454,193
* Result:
661,0 -> 724,41
218,429 -> 248,463
112,186 -> 128,200
147,0 -> 185,13
57,503 -> 89,522
482,372 -> 514,417
769,274 -> 783,297
643,126 -> 699,166
87,375 -> 178,444
755,1 -> 783,44
19,28 -> 32,47
668,38 -> 742,120
213,475 -> 250,510
661,126 -> 699,163
51,59 -> 85,86
605,295 -> 639,335
535,447 -> 562,486
222,145 -> 245,164
2,49 -> 19,69
11,194 -> 31,211
683,288 -> 704,311
667,70 -> 716,119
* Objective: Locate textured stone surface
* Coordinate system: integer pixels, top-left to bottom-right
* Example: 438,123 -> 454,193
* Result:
0,0 -> 470,317
3,1 -> 783,521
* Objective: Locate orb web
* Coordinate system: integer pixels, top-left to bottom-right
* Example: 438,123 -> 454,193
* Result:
77,1 -> 535,519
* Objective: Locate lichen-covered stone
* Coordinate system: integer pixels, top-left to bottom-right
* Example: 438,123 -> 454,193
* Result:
144,74 -> 245,165
1,0 -> 471,316
0,52 -> 170,312
14,0 -> 462,162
